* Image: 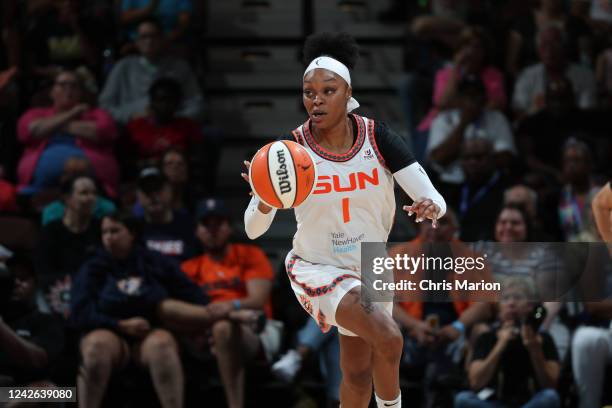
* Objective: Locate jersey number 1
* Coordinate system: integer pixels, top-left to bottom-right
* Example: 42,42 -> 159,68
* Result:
342,198 -> 350,223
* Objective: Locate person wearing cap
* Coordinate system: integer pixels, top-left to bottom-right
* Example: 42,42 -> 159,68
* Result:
243,32 -> 447,408
181,198 -> 277,408
137,166 -> 197,262
428,76 -> 516,186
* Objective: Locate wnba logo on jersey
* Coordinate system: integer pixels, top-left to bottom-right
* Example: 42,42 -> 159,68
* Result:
313,168 -> 380,194
362,148 -> 374,161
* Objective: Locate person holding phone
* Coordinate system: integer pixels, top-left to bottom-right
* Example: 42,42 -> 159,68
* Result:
455,278 -> 561,408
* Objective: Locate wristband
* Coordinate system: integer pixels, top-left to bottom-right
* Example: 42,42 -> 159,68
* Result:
232,299 -> 242,310
451,320 -> 465,334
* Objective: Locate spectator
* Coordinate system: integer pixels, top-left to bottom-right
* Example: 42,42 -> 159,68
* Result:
25,0 -> 103,85
120,0 -> 192,43
445,138 -> 508,242
512,25 -> 596,120
17,69 -> 119,197
71,211 -> 210,408
483,204 -> 558,290
516,76 -> 610,179
160,148 -> 196,214
507,0 -> 592,76
271,319 -> 341,406
0,253 -> 64,388
34,175 -> 100,318
99,18 -> 203,125
127,77 -> 202,163
418,26 -> 507,135
137,167 -> 197,262
504,184 -> 558,241
389,209 -> 492,407
454,278 -> 561,408
181,198 -> 280,408
41,182 -> 115,226
427,77 -> 516,185
558,139 -> 602,241
572,301 -> 612,408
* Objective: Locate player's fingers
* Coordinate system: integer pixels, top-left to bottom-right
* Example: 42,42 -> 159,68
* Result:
243,160 -> 251,169
421,204 -> 438,221
416,198 -> 433,214
414,201 -> 434,223
402,205 -> 415,216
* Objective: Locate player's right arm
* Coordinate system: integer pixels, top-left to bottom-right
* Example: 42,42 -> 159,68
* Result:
242,161 -> 277,239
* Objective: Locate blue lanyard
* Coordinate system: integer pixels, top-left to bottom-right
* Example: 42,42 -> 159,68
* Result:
459,171 -> 500,218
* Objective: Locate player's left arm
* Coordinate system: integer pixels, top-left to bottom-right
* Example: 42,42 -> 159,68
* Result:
374,122 -> 446,226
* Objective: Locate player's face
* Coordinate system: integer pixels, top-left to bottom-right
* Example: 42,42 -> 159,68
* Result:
303,69 -> 352,130
66,177 -> 97,216
101,218 -> 135,258
495,208 -> 528,243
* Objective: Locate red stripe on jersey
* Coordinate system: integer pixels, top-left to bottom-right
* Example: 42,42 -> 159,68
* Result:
302,114 -> 366,162
367,119 -> 388,170
286,254 -> 359,298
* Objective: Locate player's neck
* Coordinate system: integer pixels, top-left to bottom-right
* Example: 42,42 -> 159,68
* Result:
312,116 -> 353,154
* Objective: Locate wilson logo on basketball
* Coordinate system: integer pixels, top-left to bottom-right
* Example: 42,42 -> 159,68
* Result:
313,168 -> 379,194
275,149 -> 292,194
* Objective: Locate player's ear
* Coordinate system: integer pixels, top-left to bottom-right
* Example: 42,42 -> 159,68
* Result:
346,86 -> 352,101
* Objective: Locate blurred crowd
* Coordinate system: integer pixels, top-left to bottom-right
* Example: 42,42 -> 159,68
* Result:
0,0 -> 611,407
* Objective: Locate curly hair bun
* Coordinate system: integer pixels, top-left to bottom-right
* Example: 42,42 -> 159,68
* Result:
302,32 -> 359,70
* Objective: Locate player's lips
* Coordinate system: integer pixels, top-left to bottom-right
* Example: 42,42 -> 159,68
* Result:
310,111 -> 327,123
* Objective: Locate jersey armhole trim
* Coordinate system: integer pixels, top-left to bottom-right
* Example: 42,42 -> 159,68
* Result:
368,119 -> 388,170
291,129 -> 304,144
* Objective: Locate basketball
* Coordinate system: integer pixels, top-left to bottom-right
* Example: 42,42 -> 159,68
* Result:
249,140 -> 317,209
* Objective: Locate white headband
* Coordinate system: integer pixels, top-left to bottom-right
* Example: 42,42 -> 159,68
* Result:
303,56 -> 360,113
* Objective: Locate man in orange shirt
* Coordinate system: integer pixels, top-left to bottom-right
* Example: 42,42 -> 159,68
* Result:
389,209 -> 492,407
181,198 -> 279,408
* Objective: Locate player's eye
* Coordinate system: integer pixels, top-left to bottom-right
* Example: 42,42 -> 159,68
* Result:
324,88 -> 336,95
303,89 -> 313,98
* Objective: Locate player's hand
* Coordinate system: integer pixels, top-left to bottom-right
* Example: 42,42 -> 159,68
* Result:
241,160 -> 274,213
403,198 -> 441,228
118,317 -> 151,338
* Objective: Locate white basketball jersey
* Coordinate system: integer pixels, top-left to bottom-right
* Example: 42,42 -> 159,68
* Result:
290,114 -> 396,270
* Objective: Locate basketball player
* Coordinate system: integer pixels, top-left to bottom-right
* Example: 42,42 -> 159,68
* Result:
242,32 -> 446,408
